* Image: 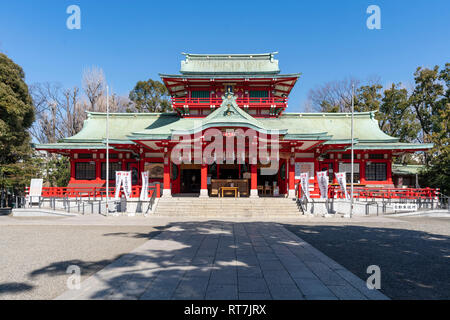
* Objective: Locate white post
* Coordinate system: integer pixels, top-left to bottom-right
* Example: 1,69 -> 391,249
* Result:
349,83 -> 355,218
106,85 -> 109,214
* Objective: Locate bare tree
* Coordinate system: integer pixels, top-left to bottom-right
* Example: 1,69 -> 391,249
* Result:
307,77 -> 361,112
30,66 -> 131,143
61,87 -> 85,137
30,83 -> 85,143
302,99 -> 314,112
82,66 -> 106,111
107,93 -> 132,112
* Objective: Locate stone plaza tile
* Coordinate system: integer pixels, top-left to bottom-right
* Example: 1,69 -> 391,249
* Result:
238,277 -> 270,293
55,221 -> 389,300
327,285 -> 368,300
209,269 -> 238,285
140,276 -> 182,300
259,260 -> 286,272
335,269 -> 389,300
191,256 -> 215,266
263,272 -> 297,286
304,261 -> 349,286
205,284 -> 238,300
253,246 -> 274,253
237,266 -> 264,278
236,255 -> 259,265
172,277 -> 209,300
268,284 -> 305,300
256,252 -> 279,261
238,292 -> 272,300
288,268 -> 320,280
293,278 -> 336,298
183,265 -> 214,278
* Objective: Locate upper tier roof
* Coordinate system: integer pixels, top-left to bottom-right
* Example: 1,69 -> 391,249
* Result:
180,52 -> 280,75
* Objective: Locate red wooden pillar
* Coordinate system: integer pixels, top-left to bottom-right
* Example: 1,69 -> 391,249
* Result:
163,155 -> 171,197
333,158 -> 338,183
95,156 -> 101,181
360,159 -> 367,184
200,163 -> 208,197
70,157 -> 76,181
156,183 -> 160,198
250,164 -> 258,197
288,157 -> 296,198
387,160 -> 393,184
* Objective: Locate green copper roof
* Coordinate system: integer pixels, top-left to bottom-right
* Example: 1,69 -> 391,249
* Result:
34,110 -> 433,152
351,142 -> 433,150
392,164 -> 424,175
259,112 -> 397,143
35,142 -> 108,150
61,112 -> 171,143
159,73 -> 301,79
180,52 -> 280,75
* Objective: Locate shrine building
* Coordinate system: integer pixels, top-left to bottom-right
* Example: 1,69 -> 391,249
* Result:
35,52 -> 433,198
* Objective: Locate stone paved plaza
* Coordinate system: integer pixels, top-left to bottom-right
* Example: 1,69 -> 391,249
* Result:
56,221 -> 388,300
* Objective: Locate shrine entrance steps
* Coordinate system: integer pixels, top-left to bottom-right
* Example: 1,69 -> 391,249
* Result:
154,196 -> 301,217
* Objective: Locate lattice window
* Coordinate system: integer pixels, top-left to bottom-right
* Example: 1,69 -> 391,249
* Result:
191,91 -> 210,99
75,162 -> 96,180
101,162 -> 122,180
365,162 -> 387,181
249,90 -> 268,98
369,154 -> 384,160
78,153 -> 92,159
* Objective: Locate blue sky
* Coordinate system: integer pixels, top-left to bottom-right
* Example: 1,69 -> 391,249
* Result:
1,0 -> 449,112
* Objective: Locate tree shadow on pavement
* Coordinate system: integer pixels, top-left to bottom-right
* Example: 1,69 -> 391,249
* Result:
27,220 -> 448,300
0,282 -> 34,296
282,223 -> 450,300
102,225 -> 167,240
30,221 -> 250,299
28,221 -> 281,300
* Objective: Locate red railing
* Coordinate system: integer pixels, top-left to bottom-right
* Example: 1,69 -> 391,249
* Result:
171,97 -> 288,109
297,184 -> 440,200
327,185 -> 439,200
25,185 -> 161,199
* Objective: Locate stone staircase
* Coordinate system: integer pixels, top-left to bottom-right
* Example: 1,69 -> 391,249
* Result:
153,196 -> 302,217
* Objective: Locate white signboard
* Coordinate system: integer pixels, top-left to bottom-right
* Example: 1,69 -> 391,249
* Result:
393,203 -> 418,211
335,172 -> 349,200
295,162 -> 314,180
29,178 -> 43,203
300,172 -> 310,200
338,163 -> 359,173
317,171 -> 328,199
140,171 -> 149,201
339,163 -> 360,183
114,171 -> 132,200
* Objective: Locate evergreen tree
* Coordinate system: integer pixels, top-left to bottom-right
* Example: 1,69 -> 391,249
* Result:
129,79 -> 171,112
420,63 -> 450,195
378,83 -> 420,143
0,53 -> 36,190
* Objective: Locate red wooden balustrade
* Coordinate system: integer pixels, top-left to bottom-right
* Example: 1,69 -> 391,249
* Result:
297,184 -> 440,200
27,184 -> 440,200
172,97 -> 288,109
25,184 -> 161,199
